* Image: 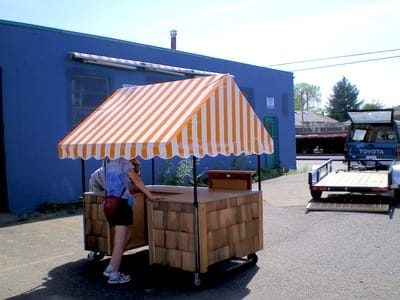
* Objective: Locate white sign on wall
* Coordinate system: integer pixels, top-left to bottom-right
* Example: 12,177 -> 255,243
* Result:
266,97 -> 275,110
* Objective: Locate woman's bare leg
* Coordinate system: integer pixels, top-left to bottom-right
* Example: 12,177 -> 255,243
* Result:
109,225 -> 128,272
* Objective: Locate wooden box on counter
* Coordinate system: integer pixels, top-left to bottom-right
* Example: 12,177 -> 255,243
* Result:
207,170 -> 255,190
147,186 -> 263,273
83,192 -> 146,255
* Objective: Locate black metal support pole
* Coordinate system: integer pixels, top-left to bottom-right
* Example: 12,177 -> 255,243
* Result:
193,156 -> 201,285
193,156 -> 198,202
257,155 -> 262,191
152,158 -> 155,185
81,159 -> 86,195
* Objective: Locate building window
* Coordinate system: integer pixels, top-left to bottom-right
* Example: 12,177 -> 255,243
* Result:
240,87 -> 255,109
146,75 -> 183,84
71,74 -> 109,126
281,93 -> 289,116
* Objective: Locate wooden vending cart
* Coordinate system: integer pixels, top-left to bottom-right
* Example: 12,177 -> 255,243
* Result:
146,170 -> 262,277
58,74 -> 274,285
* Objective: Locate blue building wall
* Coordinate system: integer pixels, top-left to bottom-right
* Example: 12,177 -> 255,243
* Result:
0,20 -> 295,214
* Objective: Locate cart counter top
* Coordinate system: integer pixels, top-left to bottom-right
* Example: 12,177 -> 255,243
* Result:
147,185 -> 260,204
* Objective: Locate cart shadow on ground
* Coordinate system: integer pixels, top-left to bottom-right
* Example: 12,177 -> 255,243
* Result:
7,249 -> 259,299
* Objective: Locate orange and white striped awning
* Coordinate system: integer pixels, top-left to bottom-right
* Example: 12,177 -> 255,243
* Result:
58,73 -> 274,160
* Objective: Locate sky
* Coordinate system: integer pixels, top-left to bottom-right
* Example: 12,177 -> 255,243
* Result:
1,0 -> 399,108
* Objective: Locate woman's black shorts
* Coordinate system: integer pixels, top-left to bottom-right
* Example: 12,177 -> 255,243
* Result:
105,198 -> 133,227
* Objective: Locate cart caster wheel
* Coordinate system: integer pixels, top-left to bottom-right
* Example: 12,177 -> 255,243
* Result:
193,273 -> 201,286
247,253 -> 258,264
87,251 -> 105,261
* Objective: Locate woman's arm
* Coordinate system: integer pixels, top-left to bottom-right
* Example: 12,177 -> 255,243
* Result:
127,170 -> 156,199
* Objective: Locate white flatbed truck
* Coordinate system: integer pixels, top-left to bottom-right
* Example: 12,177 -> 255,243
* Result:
307,109 -> 400,212
307,158 -> 400,212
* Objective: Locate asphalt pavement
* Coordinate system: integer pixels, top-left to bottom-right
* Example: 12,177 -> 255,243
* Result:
1,159 -> 400,299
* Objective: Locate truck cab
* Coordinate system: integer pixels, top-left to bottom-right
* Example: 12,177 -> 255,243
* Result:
344,109 -> 400,168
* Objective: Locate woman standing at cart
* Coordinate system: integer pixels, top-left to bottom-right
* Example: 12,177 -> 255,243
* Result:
89,158 -> 142,193
102,157 -> 156,284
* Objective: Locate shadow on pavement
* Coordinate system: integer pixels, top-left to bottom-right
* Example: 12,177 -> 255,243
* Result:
7,249 -> 259,299
0,211 -> 82,228
305,193 -> 399,218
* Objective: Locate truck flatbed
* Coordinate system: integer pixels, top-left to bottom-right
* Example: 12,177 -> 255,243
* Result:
308,163 -> 394,213
307,158 -> 400,212
314,170 -> 389,190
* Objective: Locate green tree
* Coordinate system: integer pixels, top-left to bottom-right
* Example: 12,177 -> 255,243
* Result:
326,76 -> 363,122
362,99 -> 384,110
294,83 -> 321,111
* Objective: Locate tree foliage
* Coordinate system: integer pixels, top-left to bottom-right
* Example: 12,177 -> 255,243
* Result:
362,99 -> 384,110
326,76 -> 363,122
294,83 -> 321,111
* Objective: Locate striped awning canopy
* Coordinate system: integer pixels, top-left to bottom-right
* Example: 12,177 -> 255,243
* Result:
58,74 -> 274,160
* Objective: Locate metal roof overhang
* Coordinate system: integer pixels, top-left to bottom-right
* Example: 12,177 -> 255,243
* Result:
296,133 -> 347,139
70,52 -> 219,77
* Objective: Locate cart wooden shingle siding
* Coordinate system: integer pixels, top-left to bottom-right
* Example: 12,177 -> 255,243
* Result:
146,187 -> 263,273
83,192 -> 146,255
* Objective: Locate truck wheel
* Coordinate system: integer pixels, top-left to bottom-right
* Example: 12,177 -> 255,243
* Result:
394,189 -> 400,202
311,190 -> 322,200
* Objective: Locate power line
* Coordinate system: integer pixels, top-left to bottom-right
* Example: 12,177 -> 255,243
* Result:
269,48 -> 400,67
292,55 -> 400,72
